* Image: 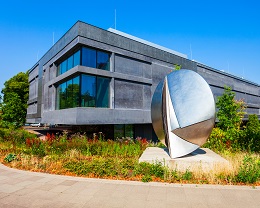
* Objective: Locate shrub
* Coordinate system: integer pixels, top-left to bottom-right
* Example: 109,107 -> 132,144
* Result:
0,128 -> 36,144
204,86 -> 250,153
234,155 -> 260,184
216,86 -> 246,131
64,157 -> 137,178
141,175 -> 152,182
133,161 -> 166,180
4,153 -> 16,162
182,169 -> 193,180
242,114 -> 260,152
25,138 -> 46,157
203,128 -> 226,152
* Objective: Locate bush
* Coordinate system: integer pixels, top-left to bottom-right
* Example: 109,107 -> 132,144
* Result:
64,157 -> 137,178
4,153 -> 16,162
182,169 -> 192,180
203,128 -> 226,152
234,155 -> 260,184
133,162 -> 166,179
242,114 -> 260,152
204,86 -> 260,153
0,128 -> 36,144
216,86 -> 246,131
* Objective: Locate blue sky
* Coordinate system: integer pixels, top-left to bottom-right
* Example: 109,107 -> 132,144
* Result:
0,0 -> 259,96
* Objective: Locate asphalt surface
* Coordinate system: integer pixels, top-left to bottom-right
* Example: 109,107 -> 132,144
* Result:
0,163 -> 259,208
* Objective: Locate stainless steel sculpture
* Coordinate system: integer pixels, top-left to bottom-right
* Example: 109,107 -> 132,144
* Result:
151,69 -> 215,158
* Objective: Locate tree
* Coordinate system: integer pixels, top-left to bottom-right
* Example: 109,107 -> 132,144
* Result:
216,86 -> 246,131
0,95 -> 2,124
174,64 -> 181,70
1,72 -> 29,128
243,114 -> 260,152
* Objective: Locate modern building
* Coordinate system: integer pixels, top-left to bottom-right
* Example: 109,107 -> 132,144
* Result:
26,21 -> 260,140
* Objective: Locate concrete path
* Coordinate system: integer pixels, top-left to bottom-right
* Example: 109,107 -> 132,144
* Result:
0,164 -> 259,208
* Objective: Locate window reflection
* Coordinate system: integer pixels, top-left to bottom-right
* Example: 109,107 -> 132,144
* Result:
82,47 -> 96,68
57,47 -> 110,76
73,50 -> 80,66
97,77 -> 109,107
56,74 -> 110,109
66,79 -> 73,108
81,74 -> 96,107
67,55 -> 73,70
57,50 -> 80,75
60,82 -> 67,109
97,51 -> 110,70
114,124 -> 134,138
114,124 -> 124,138
72,76 -> 80,107
60,60 -> 67,75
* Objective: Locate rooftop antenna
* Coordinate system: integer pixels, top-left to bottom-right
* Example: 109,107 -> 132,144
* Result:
227,61 -> 229,73
115,9 -> 116,30
53,32 -> 55,46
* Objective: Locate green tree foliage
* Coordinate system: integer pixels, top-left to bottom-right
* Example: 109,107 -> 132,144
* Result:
1,72 -> 29,128
216,86 -> 246,131
205,86 -> 260,153
0,95 -> 2,124
174,64 -> 181,70
204,86 -> 247,151
242,114 -> 260,152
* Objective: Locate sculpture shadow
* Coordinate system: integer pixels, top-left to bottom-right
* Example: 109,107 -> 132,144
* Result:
163,148 -> 206,159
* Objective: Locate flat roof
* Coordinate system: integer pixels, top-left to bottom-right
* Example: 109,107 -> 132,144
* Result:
108,28 -> 187,59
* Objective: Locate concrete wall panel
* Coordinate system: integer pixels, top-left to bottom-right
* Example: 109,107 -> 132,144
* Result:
42,108 -> 151,124
114,80 -> 143,109
115,55 -> 151,79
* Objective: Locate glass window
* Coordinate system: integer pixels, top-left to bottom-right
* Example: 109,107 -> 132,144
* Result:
114,124 -> 124,138
125,124 -> 133,138
81,74 -> 96,107
67,55 -> 73,70
60,60 -> 67,74
97,51 -> 110,71
96,77 -> 110,107
66,79 -> 73,108
72,76 -> 80,107
56,74 -> 110,109
60,82 -> 67,109
73,50 -> 80,67
56,85 -> 60,109
82,47 -> 96,68
114,124 -> 133,139
57,47 -> 110,76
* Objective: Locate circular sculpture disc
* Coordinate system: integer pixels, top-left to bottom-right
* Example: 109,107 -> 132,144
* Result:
151,69 -> 215,158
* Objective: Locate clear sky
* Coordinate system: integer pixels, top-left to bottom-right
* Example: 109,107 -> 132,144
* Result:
0,0 -> 260,97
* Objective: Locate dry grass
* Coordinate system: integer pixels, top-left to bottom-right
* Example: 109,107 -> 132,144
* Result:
188,152 -> 260,185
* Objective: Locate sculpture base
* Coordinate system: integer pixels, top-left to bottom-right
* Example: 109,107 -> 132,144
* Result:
139,147 -> 229,172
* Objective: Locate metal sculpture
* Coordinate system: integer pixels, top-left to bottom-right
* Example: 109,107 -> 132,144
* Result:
151,69 -> 215,158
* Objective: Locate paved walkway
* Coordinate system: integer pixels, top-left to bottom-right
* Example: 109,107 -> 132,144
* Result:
0,164 -> 259,208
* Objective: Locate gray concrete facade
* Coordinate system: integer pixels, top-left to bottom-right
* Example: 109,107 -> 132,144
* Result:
26,21 -> 260,139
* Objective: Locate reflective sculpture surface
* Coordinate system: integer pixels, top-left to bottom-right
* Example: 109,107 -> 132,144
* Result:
151,69 -> 215,158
